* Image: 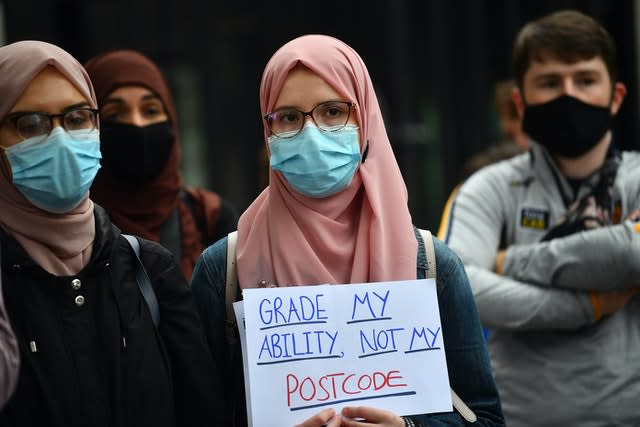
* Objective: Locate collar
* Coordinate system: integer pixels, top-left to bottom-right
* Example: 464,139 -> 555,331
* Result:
0,206 -> 117,276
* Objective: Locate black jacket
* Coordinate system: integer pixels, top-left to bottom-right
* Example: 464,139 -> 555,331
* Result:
0,206 -> 224,427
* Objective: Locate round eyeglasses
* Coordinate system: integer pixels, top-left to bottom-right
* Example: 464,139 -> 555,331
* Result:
0,107 -> 99,142
264,100 -> 354,138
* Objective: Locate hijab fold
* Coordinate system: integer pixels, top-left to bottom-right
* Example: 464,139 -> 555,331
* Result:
0,41 -> 97,276
237,35 -> 417,289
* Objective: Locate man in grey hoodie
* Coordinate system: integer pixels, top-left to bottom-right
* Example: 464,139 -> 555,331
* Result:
439,9 -> 640,427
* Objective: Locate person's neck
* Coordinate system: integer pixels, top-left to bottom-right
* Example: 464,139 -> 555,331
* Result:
554,131 -> 611,179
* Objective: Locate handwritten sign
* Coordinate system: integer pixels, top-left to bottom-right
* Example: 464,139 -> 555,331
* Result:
237,279 -> 451,427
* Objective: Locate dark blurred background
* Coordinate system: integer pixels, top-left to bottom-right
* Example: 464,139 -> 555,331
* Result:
3,0 -> 638,231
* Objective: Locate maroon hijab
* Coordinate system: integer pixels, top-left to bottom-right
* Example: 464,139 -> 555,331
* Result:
85,50 -> 213,279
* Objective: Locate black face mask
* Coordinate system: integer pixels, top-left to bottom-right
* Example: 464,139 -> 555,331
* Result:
522,95 -> 612,158
99,121 -> 174,185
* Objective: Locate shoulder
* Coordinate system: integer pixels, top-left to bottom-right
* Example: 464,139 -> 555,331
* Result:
468,150 -> 530,181
182,186 -> 221,211
432,237 -> 463,274
191,235 -> 229,295
431,236 -> 471,298
117,234 -> 184,283
619,150 -> 640,176
417,230 -> 465,287
200,236 -> 228,267
119,234 -> 174,261
459,150 -> 531,196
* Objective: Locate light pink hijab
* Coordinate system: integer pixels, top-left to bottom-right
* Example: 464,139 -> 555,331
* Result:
237,35 -> 417,288
0,41 -> 97,276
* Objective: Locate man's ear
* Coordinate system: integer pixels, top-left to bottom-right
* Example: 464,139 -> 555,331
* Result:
512,87 -> 525,119
610,82 -> 627,116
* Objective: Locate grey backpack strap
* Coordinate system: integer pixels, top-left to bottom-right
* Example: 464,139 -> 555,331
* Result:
418,228 -> 437,280
123,234 -> 160,328
225,231 -> 239,332
451,389 -> 477,423
418,228 -> 477,423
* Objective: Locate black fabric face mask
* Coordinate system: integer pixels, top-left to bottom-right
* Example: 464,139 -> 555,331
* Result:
522,95 -> 612,158
99,121 -> 174,185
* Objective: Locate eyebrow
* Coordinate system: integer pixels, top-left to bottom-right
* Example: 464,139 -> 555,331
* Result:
61,102 -> 91,113
102,93 -> 163,106
532,73 -> 560,81
272,99 -> 350,111
8,102 -> 91,116
532,68 -> 602,81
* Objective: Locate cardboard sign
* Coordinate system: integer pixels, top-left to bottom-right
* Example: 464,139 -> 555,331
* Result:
236,279 -> 451,427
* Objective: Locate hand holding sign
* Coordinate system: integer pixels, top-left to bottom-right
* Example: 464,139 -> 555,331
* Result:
294,408 -> 341,427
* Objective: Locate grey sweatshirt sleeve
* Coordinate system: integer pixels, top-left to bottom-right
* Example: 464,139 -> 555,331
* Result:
442,167 -> 595,331
0,282 -> 19,407
463,265 -> 594,330
503,221 -> 640,290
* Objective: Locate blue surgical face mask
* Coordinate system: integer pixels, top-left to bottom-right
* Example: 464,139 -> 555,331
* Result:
268,124 -> 361,198
3,127 -> 102,213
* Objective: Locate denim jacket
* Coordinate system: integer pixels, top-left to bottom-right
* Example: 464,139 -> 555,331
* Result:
190,229 -> 504,426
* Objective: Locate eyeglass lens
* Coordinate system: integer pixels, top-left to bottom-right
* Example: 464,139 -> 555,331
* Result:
268,101 -> 351,137
14,109 -> 97,140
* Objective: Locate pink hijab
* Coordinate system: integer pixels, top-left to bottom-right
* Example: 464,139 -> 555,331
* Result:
237,35 -> 417,288
0,41 -> 97,276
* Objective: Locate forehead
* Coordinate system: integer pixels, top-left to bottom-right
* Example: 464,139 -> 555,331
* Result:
10,66 -> 87,114
274,66 -> 343,110
524,55 -> 610,79
106,85 -> 159,101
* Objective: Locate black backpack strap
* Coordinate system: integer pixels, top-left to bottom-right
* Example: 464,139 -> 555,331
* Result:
225,231 -> 239,339
122,234 -> 160,328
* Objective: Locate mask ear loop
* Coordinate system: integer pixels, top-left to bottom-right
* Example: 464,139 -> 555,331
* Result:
361,140 -> 369,164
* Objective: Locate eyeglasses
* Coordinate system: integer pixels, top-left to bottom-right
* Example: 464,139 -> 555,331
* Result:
0,107 -> 99,142
264,100 -> 354,138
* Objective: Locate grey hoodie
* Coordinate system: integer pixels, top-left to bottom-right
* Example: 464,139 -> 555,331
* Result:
440,142 -> 640,426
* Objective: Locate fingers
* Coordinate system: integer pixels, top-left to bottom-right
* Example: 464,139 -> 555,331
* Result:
598,288 -> 639,316
325,414 -> 342,427
294,408 -> 339,427
341,406 -> 404,427
627,209 -> 640,221
495,250 -> 506,275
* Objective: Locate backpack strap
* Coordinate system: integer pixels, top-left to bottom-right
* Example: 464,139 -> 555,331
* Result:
225,231 -> 239,333
451,389 -> 477,423
180,189 -> 211,247
418,228 -> 437,280
418,228 -> 477,423
122,234 -> 160,329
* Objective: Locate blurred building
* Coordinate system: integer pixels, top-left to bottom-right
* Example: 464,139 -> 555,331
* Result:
2,0 -> 638,231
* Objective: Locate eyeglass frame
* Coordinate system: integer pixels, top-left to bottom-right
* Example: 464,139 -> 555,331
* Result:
0,107 -> 99,142
263,100 -> 355,138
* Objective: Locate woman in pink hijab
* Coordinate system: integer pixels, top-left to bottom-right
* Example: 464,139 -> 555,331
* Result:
0,40 -> 224,427
191,35 -> 503,426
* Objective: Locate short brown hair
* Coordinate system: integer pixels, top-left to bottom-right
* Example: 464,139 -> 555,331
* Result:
512,10 -> 617,88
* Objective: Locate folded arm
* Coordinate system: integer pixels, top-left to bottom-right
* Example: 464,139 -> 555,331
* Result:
502,221 -> 640,290
442,172 -> 597,331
